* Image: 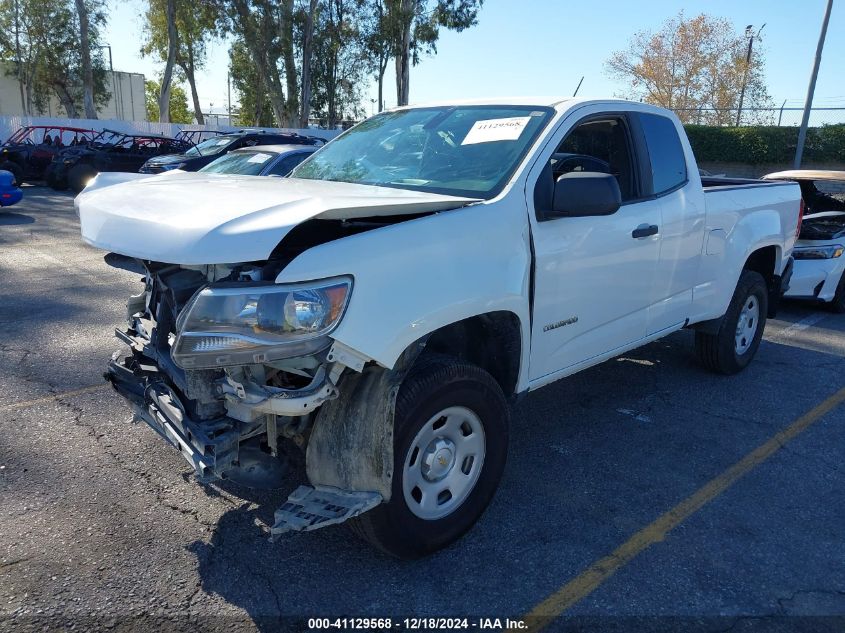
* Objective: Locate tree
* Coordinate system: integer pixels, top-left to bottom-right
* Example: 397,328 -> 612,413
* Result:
218,0 -> 373,128
142,0 -> 216,124
213,0 -> 295,126
311,0 -> 368,128
606,13 -> 773,125
228,38 -> 275,126
145,78 -> 192,123
75,0 -> 95,118
363,0 -> 393,111
0,0 -> 110,117
157,0 -> 178,122
298,0 -> 319,126
384,0 -> 483,106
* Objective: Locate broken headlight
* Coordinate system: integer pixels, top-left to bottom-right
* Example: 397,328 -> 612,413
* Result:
793,244 -> 844,260
172,277 -> 352,369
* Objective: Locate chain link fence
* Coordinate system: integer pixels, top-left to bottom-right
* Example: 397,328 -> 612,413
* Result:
674,107 -> 845,127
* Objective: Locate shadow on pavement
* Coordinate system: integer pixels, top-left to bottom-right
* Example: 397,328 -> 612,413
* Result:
181,331 -> 845,629
0,212 -> 35,225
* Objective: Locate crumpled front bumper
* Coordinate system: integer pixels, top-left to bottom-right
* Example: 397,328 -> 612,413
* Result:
105,333 -> 262,482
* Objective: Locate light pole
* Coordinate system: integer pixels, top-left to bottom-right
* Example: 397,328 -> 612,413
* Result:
735,24 -> 765,127
795,0 -> 834,168
95,44 -> 119,119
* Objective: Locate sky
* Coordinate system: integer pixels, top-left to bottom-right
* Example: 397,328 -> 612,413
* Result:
103,0 -> 845,120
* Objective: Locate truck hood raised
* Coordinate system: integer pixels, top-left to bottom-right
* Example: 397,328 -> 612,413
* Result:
77,172 -> 479,264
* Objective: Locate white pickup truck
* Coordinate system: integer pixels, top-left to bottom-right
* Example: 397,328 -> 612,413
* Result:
77,98 -> 801,558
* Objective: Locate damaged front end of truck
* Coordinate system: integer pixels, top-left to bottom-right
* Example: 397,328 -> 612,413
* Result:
106,257 -> 409,536
75,171 -> 477,538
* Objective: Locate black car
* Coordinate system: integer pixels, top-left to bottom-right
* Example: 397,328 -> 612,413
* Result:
50,130 -> 192,192
0,125 -> 97,184
138,131 -> 324,174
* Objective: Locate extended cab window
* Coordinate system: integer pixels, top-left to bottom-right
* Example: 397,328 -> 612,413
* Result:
639,113 -> 687,194
548,117 -> 637,202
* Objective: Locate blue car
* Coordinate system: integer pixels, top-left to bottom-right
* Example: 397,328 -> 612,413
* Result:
0,169 -> 23,207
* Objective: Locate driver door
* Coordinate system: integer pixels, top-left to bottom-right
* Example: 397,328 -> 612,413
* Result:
528,110 -> 662,383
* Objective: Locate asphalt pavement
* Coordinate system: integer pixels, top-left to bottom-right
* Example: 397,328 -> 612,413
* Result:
1,187 -> 843,632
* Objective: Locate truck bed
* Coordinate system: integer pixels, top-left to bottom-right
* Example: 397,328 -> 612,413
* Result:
701,176 -> 797,191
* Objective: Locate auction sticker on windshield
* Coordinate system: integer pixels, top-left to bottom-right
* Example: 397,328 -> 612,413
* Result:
247,153 -> 273,164
461,116 -> 531,145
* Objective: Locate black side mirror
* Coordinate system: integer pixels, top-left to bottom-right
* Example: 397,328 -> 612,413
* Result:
547,171 -> 622,218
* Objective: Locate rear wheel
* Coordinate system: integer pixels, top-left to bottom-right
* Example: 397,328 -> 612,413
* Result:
0,161 -> 22,186
349,356 -> 509,559
695,270 -> 768,374
68,164 -> 97,193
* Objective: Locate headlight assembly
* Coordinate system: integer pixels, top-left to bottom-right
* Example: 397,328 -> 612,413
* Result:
793,244 -> 844,260
172,276 -> 352,369
160,162 -> 186,171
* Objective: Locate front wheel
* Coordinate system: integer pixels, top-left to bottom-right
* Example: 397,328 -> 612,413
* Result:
827,273 -> 845,313
695,270 -> 768,374
349,356 -> 509,559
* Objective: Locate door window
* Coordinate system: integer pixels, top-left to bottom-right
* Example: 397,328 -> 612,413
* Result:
547,117 -> 638,202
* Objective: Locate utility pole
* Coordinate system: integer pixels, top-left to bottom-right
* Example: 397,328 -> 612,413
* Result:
227,72 -> 232,125
795,0 -> 833,168
735,24 -> 765,127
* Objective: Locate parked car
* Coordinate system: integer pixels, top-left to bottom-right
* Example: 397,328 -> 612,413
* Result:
198,145 -> 318,176
0,125 -> 97,184
0,169 -> 23,207
764,169 -> 845,311
139,131 -> 323,174
50,129 -> 192,193
174,129 -> 225,146
77,98 -> 801,558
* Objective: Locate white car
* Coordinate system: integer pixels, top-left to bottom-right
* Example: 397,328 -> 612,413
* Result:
764,170 -> 845,312
76,98 -> 801,558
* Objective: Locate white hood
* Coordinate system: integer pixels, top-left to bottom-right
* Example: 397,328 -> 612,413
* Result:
77,172 -> 478,264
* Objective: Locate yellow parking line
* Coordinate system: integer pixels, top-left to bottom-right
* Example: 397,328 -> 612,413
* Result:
522,385 -> 845,632
0,383 -> 109,413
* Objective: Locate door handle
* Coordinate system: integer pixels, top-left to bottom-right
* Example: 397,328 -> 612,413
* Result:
632,224 -> 659,239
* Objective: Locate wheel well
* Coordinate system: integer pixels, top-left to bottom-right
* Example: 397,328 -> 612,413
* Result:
420,311 -> 522,397
743,246 -> 778,289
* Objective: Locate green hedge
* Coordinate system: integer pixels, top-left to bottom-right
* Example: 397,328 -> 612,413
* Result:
683,124 -> 845,165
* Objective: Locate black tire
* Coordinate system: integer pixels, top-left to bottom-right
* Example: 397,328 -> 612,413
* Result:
68,164 -> 97,193
695,270 -> 768,375
829,273 -> 845,314
0,161 -> 22,186
349,356 -> 509,559
45,165 -> 67,191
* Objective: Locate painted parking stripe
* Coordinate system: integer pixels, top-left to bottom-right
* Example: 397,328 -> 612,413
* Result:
766,313 -> 829,342
0,384 -> 109,413
520,385 -> 845,632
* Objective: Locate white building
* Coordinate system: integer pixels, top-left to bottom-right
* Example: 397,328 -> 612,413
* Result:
0,65 -> 146,122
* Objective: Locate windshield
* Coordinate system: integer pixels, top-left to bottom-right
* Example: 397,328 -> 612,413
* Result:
198,150 -> 279,176
185,135 -> 238,157
290,105 -> 554,198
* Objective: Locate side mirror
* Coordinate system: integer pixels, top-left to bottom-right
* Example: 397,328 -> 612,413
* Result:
548,171 -> 622,218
